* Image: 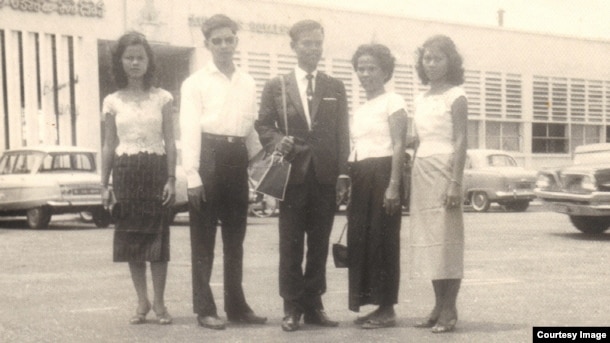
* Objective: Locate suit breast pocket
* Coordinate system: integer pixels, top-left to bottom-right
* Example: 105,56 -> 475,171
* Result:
319,98 -> 339,113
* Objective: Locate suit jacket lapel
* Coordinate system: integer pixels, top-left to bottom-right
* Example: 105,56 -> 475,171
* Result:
285,72 -> 307,125
310,73 -> 327,123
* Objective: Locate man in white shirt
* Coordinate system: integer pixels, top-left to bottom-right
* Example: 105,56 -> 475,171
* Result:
179,14 -> 266,330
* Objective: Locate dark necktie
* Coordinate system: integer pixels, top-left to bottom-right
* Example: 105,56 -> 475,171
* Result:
306,73 -> 314,113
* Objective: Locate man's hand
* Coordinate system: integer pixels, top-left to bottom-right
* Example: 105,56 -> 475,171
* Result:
336,177 -> 350,207
275,136 -> 294,156
187,185 -> 207,209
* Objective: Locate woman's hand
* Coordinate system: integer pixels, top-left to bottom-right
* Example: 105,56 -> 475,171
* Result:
444,181 -> 462,209
162,179 -> 176,207
383,183 -> 401,215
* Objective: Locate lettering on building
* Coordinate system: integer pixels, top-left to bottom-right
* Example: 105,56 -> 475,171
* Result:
0,0 -> 105,18
188,15 -> 289,35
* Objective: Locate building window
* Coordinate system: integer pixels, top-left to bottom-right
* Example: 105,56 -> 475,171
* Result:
467,120 -> 479,149
571,125 -> 600,151
486,122 -> 520,151
484,71 -> 502,118
532,123 -> 568,153
505,74 -> 522,119
464,70 -> 481,117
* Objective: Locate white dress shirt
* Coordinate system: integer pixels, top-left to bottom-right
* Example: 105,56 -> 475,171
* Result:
294,67 -> 317,129
179,62 -> 258,188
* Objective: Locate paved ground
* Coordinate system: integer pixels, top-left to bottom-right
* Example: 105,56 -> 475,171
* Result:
1,204 -> 609,342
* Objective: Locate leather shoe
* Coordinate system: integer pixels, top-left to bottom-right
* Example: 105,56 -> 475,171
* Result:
197,315 -> 226,330
228,311 -> 267,324
303,309 -> 339,327
281,312 -> 301,332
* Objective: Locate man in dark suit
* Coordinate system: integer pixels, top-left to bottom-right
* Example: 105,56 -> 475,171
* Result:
255,19 -> 350,332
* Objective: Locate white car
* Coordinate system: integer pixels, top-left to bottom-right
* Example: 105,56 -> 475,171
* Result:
0,145 -> 109,229
463,149 -> 538,212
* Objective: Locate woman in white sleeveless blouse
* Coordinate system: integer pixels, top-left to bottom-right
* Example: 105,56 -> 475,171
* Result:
410,35 -> 468,333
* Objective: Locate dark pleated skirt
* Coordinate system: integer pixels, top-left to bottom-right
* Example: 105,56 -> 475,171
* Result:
347,156 -> 401,312
112,153 -> 170,262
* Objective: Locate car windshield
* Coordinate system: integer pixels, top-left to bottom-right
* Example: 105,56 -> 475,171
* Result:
486,154 -> 517,167
0,151 -> 45,174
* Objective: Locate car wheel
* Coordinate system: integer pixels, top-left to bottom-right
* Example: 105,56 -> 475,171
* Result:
92,209 -> 111,228
26,207 -> 52,229
503,200 -> 529,212
470,191 -> 490,212
249,195 -> 278,218
569,215 -> 610,234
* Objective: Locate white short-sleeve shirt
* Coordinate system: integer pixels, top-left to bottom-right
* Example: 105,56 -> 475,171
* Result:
348,92 -> 406,162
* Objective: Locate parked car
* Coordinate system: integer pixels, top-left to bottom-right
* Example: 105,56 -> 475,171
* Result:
535,143 -> 610,234
0,145 -> 109,229
463,149 -> 537,212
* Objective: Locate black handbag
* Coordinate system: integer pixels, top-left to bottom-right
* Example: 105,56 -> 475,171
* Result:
332,223 -> 348,268
252,75 -> 291,201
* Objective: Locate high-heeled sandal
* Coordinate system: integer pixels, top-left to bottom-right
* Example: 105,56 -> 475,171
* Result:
431,318 -> 457,333
414,317 -> 438,328
154,307 -> 173,325
129,302 -> 151,325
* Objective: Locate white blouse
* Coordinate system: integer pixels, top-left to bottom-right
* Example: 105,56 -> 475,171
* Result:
348,92 -> 406,162
102,87 -> 173,156
413,86 -> 466,158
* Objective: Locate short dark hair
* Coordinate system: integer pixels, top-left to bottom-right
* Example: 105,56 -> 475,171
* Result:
111,31 -> 155,90
201,14 -> 239,40
351,43 -> 396,83
415,35 -> 464,86
289,20 -> 324,42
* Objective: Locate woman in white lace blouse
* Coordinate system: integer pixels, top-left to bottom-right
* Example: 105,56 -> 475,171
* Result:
101,31 -> 176,325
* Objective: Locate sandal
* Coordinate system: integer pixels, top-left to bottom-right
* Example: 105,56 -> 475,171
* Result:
431,318 -> 457,333
414,317 -> 438,328
354,309 -> 380,325
129,302 -> 151,325
154,307 -> 173,325
361,316 -> 396,329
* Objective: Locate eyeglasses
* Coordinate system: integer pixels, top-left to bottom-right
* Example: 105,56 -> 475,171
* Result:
210,36 -> 236,46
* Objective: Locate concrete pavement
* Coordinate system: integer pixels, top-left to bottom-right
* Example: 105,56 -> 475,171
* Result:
1,205 -> 609,342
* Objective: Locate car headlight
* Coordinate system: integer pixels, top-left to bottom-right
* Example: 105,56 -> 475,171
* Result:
581,175 -> 597,192
535,174 -> 552,190
60,185 -> 73,196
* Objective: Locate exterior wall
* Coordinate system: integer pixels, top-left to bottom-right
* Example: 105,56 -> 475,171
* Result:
1,0 -> 609,172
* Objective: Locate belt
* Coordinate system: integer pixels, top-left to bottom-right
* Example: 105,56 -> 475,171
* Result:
202,133 -> 245,144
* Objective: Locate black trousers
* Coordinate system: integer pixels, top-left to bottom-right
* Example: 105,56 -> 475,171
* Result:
189,135 -> 252,317
279,166 -> 336,315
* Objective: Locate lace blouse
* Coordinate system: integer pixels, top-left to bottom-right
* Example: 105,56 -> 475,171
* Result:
103,87 -> 173,156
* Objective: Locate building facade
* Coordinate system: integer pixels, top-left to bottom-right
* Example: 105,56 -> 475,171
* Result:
1,0 -> 609,169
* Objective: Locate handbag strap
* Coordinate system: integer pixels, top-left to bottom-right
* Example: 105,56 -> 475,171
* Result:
280,75 -> 288,136
337,222 -> 347,244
